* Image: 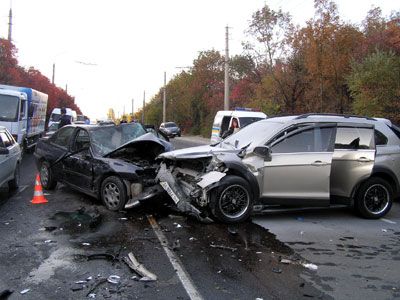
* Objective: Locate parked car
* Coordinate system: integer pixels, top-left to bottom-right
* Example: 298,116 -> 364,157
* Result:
0,126 -> 21,190
159,122 -> 181,138
34,123 -> 173,210
157,113 -> 400,223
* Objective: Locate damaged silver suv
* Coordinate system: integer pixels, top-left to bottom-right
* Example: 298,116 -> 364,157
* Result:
157,114 -> 400,223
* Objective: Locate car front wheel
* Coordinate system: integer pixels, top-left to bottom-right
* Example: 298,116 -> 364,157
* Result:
210,175 -> 253,223
40,161 -> 57,190
355,177 -> 393,219
100,176 -> 127,211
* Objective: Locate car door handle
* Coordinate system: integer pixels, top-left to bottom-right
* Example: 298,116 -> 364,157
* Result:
311,160 -> 328,166
357,157 -> 371,162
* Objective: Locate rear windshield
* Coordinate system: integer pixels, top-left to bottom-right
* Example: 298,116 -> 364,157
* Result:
389,124 -> 400,140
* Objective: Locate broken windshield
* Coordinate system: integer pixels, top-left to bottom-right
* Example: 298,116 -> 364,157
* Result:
90,123 -> 147,156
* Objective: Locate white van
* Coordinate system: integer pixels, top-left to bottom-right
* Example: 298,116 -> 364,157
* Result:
210,109 -> 267,144
48,108 -> 77,128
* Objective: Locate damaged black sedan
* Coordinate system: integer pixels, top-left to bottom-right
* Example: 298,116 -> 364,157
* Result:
34,123 -> 172,210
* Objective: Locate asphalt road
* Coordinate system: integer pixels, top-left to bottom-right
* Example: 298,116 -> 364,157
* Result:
0,136 -> 398,299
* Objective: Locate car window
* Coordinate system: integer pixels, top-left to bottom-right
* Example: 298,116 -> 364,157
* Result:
0,132 -> 5,148
0,132 -> 12,148
238,117 -> 263,128
272,128 -> 315,153
4,131 -> 15,145
72,129 -> 90,152
375,130 -> 388,146
51,127 -> 74,148
271,127 -> 336,154
335,127 -> 374,150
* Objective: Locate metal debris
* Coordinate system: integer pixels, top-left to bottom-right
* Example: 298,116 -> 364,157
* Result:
20,289 -> 30,295
82,242 -> 91,246
107,275 -> 121,284
210,244 -> 237,252
272,267 -> 282,274
280,258 -> 293,264
123,252 -> 157,281
302,263 -> 318,271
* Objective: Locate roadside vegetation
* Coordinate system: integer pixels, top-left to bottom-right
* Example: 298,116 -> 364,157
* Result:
141,0 -> 399,136
0,39 -> 81,119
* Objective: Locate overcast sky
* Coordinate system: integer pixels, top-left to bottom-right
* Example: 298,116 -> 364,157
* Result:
0,0 -> 398,120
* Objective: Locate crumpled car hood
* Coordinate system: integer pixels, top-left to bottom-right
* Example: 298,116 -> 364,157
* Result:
104,132 -> 166,158
158,145 -> 238,160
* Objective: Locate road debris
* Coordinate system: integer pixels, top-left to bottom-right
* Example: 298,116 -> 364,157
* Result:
174,222 -> 182,228
123,252 -> 157,281
20,289 -> 30,294
118,217 -> 128,221
280,258 -> 293,264
107,275 -> 121,284
86,278 -> 107,297
228,227 -> 238,235
210,244 -> 237,252
75,280 -> 87,284
272,267 -> 282,274
302,263 -> 318,271
87,253 -> 116,261
382,229 -> 388,233
82,243 -> 91,246
88,293 -> 96,298
171,240 -> 181,250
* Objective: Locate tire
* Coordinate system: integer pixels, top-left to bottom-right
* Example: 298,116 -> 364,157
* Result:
355,177 -> 393,219
210,175 -> 253,223
100,176 -> 127,211
39,161 -> 57,190
8,163 -> 20,190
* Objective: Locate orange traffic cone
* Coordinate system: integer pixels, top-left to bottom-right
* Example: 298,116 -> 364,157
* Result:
31,174 -> 48,204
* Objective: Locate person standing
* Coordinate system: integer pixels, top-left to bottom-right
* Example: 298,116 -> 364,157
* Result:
58,107 -> 72,129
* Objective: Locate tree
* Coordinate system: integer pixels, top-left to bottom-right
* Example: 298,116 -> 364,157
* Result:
347,50 -> 400,123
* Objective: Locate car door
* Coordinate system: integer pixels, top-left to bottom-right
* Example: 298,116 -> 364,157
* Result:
4,130 -> 20,173
330,123 -> 375,198
261,124 -> 336,205
62,128 -> 93,191
0,132 -> 10,185
47,126 -> 76,181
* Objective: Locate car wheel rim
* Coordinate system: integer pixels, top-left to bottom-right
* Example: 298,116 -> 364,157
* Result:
103,182 -> 121,209
364,184 -> 390,215
40,165 -> 49,186
219,184 -> 250,219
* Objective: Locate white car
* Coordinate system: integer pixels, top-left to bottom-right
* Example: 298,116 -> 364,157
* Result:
0,126 -> 21,190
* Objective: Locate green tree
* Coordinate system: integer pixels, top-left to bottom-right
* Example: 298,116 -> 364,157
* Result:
347,50 -> 400,122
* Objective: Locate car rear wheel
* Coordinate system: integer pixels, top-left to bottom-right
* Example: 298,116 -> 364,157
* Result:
355,177 -> 393,219
210,175 -> 253,223
8,163 -> 20,190
101,176 -> 127,211
40,161 -> 57,190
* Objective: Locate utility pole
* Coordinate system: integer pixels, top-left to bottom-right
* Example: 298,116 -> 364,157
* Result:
224,26 -> 230,110
132,98 -> 135,120
65,84 -> 68,93
142,90 -> 145,124
8,7 -> 12,41
163,72 -> 166,123
52,63 -> 55,85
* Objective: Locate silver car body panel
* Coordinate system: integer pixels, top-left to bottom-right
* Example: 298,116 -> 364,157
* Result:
262,152 -> 333,201
0,127 -> 21,187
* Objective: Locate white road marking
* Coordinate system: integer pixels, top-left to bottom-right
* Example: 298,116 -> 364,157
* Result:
147,215 -> 203,300
17,185 -> 28,193
381,218 -> 396,224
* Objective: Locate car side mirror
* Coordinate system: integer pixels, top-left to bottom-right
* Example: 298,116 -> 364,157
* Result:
254,146 -> 271,161
0,147 -> 9,155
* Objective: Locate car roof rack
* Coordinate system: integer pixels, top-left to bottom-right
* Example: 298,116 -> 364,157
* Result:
294,113 -> 376,121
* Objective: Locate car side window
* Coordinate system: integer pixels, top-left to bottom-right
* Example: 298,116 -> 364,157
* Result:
4,131 -> 15,145
51,127 -> 74,148
272,128 -> 315,153
271,126 -> 336,154
375,130 -> 388,146
0,133 -> 5,148
0,132 -> 12,148
71,129 -> 90,152
335,127 -> 374,150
